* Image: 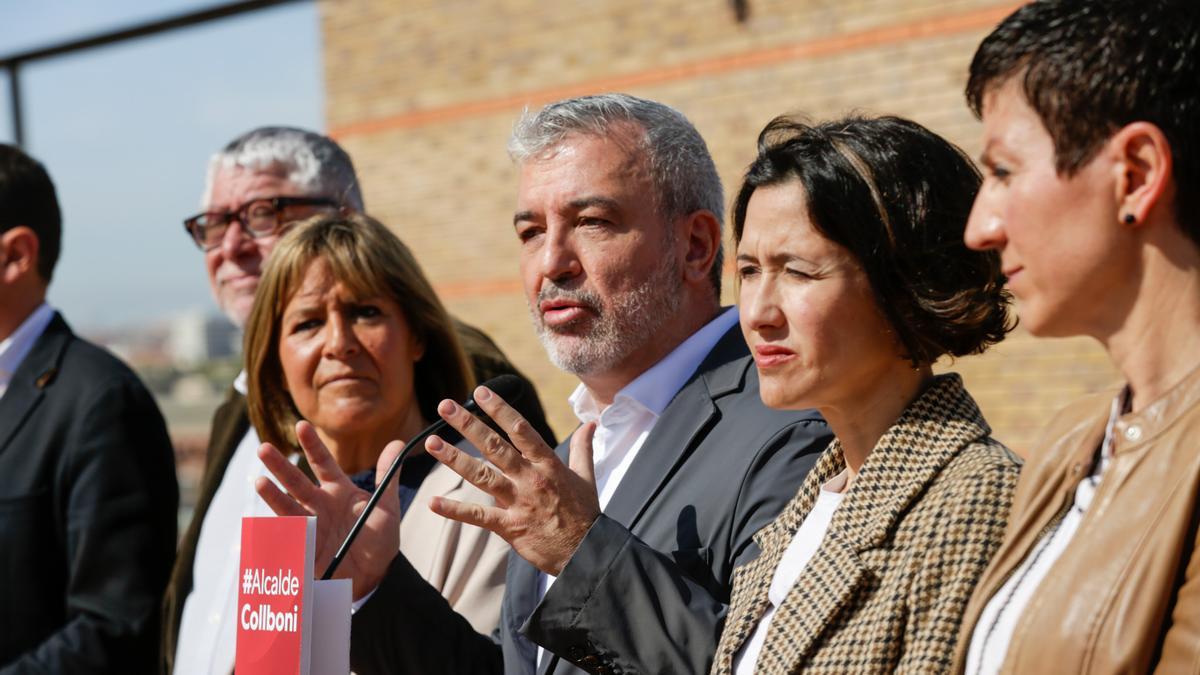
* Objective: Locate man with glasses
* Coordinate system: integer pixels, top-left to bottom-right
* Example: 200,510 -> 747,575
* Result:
163,126 -> 551,674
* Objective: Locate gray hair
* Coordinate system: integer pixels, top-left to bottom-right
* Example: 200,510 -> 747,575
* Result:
508,94 -> 725,296
202,126 -> 364,211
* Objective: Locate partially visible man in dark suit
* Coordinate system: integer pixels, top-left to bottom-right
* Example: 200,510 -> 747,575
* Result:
163,127 -> 551,675
0,144 -> 178,672
257,94 -> 832,675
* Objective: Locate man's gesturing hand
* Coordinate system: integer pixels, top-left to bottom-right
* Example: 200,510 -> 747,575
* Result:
425,385 -> 600,576
254,420 -> 402,600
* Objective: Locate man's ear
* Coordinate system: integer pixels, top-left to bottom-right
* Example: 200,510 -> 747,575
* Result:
1110,121 -> 1173,226
678,210 -> 722,286
0,226 -> 40,284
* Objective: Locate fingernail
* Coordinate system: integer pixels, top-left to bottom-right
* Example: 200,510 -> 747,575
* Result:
476,386 -> 492,401
426,436 -> 444,454
438,400 -> 458,416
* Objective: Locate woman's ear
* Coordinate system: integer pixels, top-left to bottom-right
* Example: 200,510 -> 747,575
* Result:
410,331 -> 426,363
1110,121 -> 1173,226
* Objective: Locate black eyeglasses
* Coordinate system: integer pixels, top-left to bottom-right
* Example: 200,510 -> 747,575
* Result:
182,196 -> 340,251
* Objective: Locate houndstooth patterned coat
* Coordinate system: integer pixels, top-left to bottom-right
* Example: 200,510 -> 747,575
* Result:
711,374 -> 1020,674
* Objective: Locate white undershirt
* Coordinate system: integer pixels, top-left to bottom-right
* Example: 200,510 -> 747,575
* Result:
175,372 -> 281,675
0,302 -> 54,400
964,390 -> 1126,675
732,470 -> 849,675
536,307 -> 739,668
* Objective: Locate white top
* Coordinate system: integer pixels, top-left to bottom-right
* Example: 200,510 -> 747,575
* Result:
964,390 -> 1125,675
733,470 -> 849,675
0,302 -> 55,400
536,307 -> 739,667
175,371 -> 282,675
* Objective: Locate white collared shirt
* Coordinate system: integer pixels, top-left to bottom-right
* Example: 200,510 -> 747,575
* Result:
567,307 -> 739,510
0,302 -> 55,400
537,307 -> 739,666
964,389 -> 1126,675
175,371 -> 279,675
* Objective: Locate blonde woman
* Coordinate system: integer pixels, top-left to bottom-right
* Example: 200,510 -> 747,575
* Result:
244,212 -> 509,634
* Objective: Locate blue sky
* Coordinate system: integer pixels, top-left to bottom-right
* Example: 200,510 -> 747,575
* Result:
0,0 -> 323,330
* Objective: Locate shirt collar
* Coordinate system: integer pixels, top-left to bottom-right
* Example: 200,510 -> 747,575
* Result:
0,302 -> 55,390
1098,385 -> 1130,461
233,369 -> 249,395
569,307 -> 739,423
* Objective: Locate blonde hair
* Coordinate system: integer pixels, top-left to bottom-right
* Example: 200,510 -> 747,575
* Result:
245,212 -> 474,451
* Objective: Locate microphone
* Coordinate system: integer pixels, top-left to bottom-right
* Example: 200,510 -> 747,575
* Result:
321,374 -> 530,580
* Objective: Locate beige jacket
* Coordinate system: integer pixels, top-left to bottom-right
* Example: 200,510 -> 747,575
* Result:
399,460 -> 509,635
953,364 -> 1200,674
713,375 -> 1020,674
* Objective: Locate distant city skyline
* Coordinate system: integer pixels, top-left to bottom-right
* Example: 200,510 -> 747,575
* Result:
0,0 -> 324,332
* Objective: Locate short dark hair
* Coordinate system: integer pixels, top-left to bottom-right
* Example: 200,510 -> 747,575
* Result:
732,115 -> 1013,366
967,0 -> 1200,243
0,144 -> 61,282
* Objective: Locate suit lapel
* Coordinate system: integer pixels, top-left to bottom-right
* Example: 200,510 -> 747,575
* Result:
715,446 -> 846,670
759,535 -> 869,670
826,374 -> 989,554
202,390 -> 251,483
0,375 -> 43,455
601,326 -> 748,529
601,382 -> 717,528
0,314 -> 70,454
504,551 -> 543,674
537,651 -> 559,675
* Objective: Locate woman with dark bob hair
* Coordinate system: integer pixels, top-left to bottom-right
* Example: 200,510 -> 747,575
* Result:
244,212 -> 510,634
710,115 -> 1020,674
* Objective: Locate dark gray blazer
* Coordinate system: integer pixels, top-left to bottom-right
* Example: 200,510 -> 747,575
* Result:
350,324 -> 831,674
0,313 -> 178,673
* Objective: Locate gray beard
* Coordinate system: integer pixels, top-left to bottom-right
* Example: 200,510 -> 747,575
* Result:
531,257 -> 682,377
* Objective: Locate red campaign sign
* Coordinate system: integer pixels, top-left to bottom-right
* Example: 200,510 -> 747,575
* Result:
236,516 -> 316,675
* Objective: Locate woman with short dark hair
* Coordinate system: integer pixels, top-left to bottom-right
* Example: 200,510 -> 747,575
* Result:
954,2 -> 1200,672
711,115 -> 1019,674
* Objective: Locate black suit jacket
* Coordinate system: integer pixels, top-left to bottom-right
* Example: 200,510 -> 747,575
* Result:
350,324 -> 831,674
0,313 -> 178,673
161,318 -> 551,673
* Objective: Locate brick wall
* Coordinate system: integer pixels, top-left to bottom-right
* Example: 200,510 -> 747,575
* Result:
319,0 -> 1119,453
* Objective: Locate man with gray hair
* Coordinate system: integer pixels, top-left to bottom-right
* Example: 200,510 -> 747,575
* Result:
257,94 -> 830,674
163,126 -> 551,674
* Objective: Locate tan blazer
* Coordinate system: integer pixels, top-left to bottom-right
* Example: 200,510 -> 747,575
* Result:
952,363 -> 1200,674
712,375 -> 1021,675
399,459 -> 509,635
